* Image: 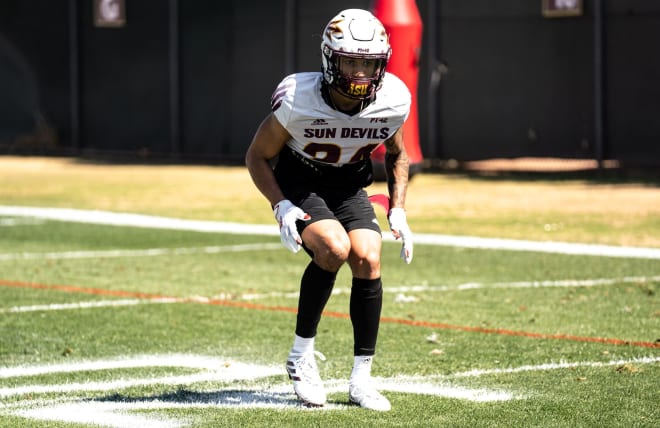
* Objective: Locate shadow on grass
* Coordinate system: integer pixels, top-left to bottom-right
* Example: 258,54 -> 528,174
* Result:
96,387 -> 304,409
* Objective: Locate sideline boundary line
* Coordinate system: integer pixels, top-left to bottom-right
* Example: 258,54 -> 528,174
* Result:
2,278 -> 658,349
1,205 -> 659,259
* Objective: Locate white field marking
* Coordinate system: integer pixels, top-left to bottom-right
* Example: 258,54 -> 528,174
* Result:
16,402 -> 187,428
0,298 -> 180,314
12,392 -> 347,428
238,275 -> 660,301
0,243 -> 282,261
0,206 -> 279,236
383,275 -> 660,293
302,379 -> 515,403
411,233 -> 660,259
2,205 -> 659,259
4,355 -> 657,427
0,372 -> 274,398
0,217 -> 44,226
0,354 -> 516,402
2,275 -> 656,315
0,354 -> 268,379
0,357 -> 284,398
407,355 -> 660,380
373,381 -> 513,402
3,354 -> 657,399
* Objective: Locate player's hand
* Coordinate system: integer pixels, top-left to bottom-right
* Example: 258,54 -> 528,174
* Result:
388,207 -> 413,264
273,199 -> 310,253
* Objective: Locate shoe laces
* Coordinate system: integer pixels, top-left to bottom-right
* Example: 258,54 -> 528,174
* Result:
350,379 -> 382,398
290,351 -> 326,380
291,350 -> 326,363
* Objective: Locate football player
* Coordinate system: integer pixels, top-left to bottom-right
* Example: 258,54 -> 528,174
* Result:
245,8 -> 413,411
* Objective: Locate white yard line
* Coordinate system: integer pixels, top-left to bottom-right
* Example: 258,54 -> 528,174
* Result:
2,353 -> 657,428
384,275 -> 660,293
407,355 -> 660,380
0,243 -> 282,261
0,354 -> 254,378
0,367 -> 283,398
16,402 -> 186,428
0,354 -> 660,421
2,274 -> 656,316
2,274 -> 658,317
413,233 -> 660,259
0,217 -> 44,226
1,205 -> 659,259
0,298 -> 180,314
240,275 -> 660,300
0,206 -> 279,236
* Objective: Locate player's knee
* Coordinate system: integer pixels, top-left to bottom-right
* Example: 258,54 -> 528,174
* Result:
349,249 -> 381,278
314,239 -> 351,271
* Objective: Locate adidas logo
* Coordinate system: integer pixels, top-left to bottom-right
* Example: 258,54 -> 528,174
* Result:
311,119 -> 328,125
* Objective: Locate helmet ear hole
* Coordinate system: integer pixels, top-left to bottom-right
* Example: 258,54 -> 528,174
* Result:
320,9 -> 391,100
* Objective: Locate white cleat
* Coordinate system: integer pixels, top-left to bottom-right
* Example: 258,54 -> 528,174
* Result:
286,351 -> 327,407
349,381 -> 391,411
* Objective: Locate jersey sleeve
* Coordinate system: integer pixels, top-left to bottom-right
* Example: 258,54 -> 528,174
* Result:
383,72 -> 412,122
270,74 -> 297,128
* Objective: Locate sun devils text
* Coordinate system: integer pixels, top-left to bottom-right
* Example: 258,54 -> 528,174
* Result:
303,127 -> 390,139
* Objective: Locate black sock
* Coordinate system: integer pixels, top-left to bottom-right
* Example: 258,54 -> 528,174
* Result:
294,261 -> 337,338
350,277 -> 383,356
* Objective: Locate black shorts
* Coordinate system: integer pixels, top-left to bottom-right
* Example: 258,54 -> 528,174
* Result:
281,187 -> 381,236
273,145 -> 380,235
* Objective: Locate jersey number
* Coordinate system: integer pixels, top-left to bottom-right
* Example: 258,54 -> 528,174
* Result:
303,142 -> 378,164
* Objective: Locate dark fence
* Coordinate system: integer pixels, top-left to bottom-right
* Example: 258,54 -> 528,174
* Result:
1,0 -> 659,167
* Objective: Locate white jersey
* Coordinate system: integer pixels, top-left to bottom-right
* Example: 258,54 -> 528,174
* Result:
271,72 -> 411,166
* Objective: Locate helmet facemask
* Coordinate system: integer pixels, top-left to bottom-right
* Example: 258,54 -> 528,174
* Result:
322,48 -> 389,100
321,9 -> 391,101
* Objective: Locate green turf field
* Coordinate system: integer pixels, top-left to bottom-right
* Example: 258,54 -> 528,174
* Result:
0,158 -> 658,427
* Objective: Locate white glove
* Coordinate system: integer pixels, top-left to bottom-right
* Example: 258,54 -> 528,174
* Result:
388,207 -> 413,264
273,199 -> 310,253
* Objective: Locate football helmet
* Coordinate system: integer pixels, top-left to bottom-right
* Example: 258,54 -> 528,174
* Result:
321,9 -> 391,100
